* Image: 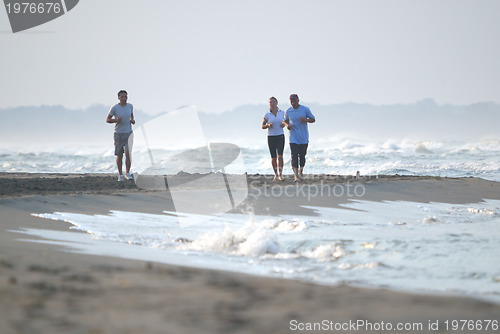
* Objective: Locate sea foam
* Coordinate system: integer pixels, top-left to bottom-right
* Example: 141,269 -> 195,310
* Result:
25,199 -> 500,303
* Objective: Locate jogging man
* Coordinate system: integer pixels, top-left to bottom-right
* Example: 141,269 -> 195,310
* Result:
284,94 -> 315,182
106,90 -> 135,181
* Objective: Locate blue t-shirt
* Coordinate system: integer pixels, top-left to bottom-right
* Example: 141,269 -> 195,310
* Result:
284,105 -> 315,144
108,103 -> 133,133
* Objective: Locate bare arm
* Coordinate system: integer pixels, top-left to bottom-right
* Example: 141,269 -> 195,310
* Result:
106,113 -> 120,124
283,119 -> 292,130
300,117 -> 315,123
262,118 -> 271,129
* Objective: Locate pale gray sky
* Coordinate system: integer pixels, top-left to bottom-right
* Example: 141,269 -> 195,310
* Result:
1,0 -> 499,114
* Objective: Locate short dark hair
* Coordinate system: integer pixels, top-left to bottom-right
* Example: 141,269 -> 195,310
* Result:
118,90 -> 127,97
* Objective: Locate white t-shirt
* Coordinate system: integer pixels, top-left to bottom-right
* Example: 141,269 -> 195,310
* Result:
264,109 -> 285,136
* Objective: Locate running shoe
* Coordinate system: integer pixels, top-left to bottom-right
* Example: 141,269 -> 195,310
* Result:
118,175 -> 125,182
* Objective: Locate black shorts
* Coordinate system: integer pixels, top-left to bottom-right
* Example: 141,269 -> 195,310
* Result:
290,143 -> 308,168
267,134 -> 285,158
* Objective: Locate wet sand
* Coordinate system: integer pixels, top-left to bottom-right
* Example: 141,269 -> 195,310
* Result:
1,173 -> 500,333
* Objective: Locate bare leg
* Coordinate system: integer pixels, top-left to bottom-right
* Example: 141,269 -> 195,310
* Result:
125,150 -> 132,174
271,157 -> 278,181
116,153 -> 123,175
277,155 -> 284,181
292,167 -> 300,182
299,166 -> 304,179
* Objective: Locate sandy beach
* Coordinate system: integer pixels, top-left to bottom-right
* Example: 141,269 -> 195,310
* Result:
1,173 -> 500,334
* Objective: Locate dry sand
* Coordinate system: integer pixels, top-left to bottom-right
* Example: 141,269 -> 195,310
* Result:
1,173 -> 500,333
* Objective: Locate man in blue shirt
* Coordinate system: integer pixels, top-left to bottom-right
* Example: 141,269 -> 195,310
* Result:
284,94 -> 316,182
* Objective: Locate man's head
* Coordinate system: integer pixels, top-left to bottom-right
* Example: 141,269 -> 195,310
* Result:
290,94 -> 300,109
118,90 -> 128,105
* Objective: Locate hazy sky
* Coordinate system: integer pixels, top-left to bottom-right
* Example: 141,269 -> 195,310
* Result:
1,0 -> 499,114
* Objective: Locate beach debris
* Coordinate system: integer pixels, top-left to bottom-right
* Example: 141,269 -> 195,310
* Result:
393,221 -> 407,226
174,237 -> 192,243
422,216 -> 438,223
0,259 -> 14,269
62,273 -> 96,283
28,264 -> 69,275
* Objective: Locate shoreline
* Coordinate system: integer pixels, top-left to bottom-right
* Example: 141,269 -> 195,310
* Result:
3,171 -> 500,217
2,173 -> 500,333
1,171 -> 497,197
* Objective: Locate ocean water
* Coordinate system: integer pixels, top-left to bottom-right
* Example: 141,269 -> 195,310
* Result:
1,138 -> 500,181
4,137 -> 500,302
15,198 -> 500,303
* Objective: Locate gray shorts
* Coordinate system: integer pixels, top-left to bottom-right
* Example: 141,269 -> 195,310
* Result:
114,132 -> 132,155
